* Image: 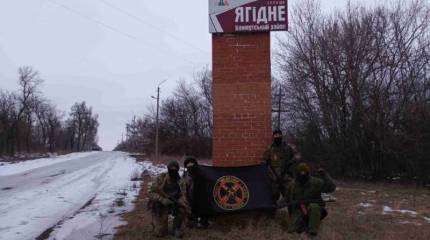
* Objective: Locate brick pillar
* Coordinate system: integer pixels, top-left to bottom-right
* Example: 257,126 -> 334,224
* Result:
212,33 -> 272,167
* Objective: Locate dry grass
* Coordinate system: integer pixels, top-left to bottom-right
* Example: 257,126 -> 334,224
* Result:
114,177 -> 430,240
321,182 -> 430,240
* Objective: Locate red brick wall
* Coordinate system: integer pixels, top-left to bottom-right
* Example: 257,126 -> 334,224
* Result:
212,33 -> 272,167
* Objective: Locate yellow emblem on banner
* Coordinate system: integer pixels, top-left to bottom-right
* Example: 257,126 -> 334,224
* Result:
213,175 -> 250,211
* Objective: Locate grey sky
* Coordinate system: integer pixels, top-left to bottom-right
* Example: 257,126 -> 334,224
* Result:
0,0 -> 377,150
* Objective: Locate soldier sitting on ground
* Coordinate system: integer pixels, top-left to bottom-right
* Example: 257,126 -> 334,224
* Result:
285,163 -> 336,236
181,156 -> 209,228
147,160 -> 191,238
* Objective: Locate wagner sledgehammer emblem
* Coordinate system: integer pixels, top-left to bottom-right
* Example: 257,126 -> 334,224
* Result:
213,176 -> 249,210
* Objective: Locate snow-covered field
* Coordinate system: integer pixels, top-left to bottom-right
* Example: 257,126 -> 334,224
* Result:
0,151 -> 162,240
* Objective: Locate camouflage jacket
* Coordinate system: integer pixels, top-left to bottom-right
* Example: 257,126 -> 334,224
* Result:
286,174 -> 336,210
262,143 -> 295,180
180,171 -> 194,205
147,172 -> 190,209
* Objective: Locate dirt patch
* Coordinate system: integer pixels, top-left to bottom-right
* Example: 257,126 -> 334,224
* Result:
114,171 -> 153,239
321,184 -> 430,240
35,225 -> 56,240
48,170 -> 66,178
80,195 -> 97,210
128,154 -> 148,162
115,198 -> 126,207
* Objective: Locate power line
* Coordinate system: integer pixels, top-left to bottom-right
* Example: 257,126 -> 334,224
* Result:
99,0 -> 209,55
45,0 -> 201,66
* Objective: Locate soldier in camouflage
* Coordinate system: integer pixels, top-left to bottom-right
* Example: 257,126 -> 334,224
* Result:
147,160 -> 191,238
262,130 -> 297,201
285,163 -> 336,236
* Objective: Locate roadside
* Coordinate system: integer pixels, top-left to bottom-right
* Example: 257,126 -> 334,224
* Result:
0,151 -> 142,240
114,164 -> 430,240
0,151 -> 72,164
129,154 -> 211,166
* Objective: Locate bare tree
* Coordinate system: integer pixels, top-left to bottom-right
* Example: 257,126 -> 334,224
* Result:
276,0 -> 430,181
0,91 -> 17,155
67,102 -> 99,152
3,66 -> 44,154
195,67 -> 213,137
0,67 -> 100,157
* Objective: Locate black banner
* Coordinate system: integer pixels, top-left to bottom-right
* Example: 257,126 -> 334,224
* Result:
193,164 -> 276,216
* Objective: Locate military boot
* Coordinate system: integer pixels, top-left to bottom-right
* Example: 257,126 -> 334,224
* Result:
174,228 -> 183,239
173,215 -> 184,239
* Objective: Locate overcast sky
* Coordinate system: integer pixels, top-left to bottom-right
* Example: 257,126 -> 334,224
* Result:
0,0 -> 380,150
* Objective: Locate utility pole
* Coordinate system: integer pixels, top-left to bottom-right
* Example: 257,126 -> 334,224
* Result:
272,85 -> 287,130
155,86 -> 160,162
277,85 -> 282,129
152,80 -> 167,162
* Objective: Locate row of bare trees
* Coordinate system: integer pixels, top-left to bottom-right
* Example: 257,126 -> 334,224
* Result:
276,0 -> 430,181
0,67 -> 100,157
115,69 -> 213,158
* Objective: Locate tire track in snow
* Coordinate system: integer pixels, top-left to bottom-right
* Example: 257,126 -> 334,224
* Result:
0,152 -> 139,240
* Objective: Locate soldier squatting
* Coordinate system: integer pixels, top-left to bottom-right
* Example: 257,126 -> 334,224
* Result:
147,130 -> 336,238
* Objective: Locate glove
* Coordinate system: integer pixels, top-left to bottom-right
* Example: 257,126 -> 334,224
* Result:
161,198 -> 174,206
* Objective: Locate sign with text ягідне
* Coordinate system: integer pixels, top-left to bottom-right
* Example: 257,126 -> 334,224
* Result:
209,0 -> 288,33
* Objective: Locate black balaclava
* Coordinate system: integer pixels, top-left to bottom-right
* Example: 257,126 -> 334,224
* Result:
297,172 -> 310,185
167,160 -> 180,181
296,163 -> 311,185
184,156 -> 198,177
273,130 -> 283,146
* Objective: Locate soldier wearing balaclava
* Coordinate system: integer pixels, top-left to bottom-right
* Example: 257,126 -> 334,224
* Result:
262,130 -> 296,201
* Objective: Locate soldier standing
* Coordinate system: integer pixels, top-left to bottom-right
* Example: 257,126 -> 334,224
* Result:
262,130 -> 296,201
286,163 -> 336,236
148,160 -> 190,238
181,156 -> 209,228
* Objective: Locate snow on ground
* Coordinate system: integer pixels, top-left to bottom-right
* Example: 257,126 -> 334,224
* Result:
382,206 -> 417,216
358,203 -> 373,208
49,160 -> 167,240
381,205 -> 430,225
0,151 -> 163,240
138,161 -> 166,176
398,220 -> 422,226
0,152 -> 97,176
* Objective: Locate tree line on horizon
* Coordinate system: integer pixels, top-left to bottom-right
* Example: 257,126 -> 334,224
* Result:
0,66 -> 100,158
117,0 -> 429,182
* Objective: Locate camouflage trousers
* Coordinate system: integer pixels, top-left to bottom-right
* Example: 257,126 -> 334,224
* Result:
150,201 -> 186,237
287,203 -> 328,235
